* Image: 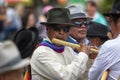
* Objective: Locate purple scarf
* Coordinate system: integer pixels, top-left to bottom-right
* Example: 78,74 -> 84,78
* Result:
40,40 -> 64,53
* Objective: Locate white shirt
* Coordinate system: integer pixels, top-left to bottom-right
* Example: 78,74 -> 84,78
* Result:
0,43 -> 2,46
89,34 -> 120,80
30,38 -> 88,80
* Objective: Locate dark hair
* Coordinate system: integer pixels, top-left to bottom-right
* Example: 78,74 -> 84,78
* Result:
87,1 -> 97,8
112,15 -> 120,22
21,11 -> 35,28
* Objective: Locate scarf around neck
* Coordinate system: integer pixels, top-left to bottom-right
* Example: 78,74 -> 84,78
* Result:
40,40 -> 65,53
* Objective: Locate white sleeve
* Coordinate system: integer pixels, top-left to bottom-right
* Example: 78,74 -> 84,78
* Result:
31,47 -> 88,80
6,9 -> 14,22
88,45 -> 109,80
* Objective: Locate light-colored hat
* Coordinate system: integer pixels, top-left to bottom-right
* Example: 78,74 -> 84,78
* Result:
66,4 -> 92,20
0,41 -> 30,73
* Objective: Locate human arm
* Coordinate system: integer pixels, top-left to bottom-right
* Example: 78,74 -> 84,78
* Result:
30,46 -> 89,80
88,45 -> 109,80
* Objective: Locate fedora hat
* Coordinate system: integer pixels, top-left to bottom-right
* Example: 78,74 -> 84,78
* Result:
0,41 -> 30,73
104,0 -> 120,16
66,4 -> 92,20
41,8 -> 74,26
87,21 -> 109,39
13,27 -> 39,59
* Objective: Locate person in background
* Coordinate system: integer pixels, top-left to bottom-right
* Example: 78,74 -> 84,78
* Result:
4,4 -> 24,40
66,5 -> 91,54
13,11 -> 40,59
86,1 -> 107,26
87,21 -> 109,48
36,5 -> 53,38
79,21 -> 109,80
13,11 -> 41,80
0,5 -> 6,41
30,8 -> 90,80
66,4 -> 98,80
22,12 -> 36,29
89,0 -> 120,79
0,41 -> 30,80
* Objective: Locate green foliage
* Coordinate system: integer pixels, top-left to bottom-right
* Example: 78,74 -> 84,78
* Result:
99,0 -> 114,13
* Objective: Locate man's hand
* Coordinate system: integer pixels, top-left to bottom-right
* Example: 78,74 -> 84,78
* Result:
77,43 -> 90,56
89,46 -> 99,59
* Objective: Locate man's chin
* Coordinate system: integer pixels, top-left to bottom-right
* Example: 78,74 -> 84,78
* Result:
78,36 -> 86,39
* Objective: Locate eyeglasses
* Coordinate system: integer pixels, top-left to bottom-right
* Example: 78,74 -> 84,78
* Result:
73,21 -> 89,28
50,24 -> 71,32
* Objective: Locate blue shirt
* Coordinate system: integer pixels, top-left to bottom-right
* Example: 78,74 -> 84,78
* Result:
67,36 -> 90,54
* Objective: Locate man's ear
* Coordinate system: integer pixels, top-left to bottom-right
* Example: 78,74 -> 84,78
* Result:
46,26 -> 48,31
46,26 -> 50,34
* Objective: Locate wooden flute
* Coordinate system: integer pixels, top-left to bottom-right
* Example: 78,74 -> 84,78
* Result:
52,38 -> 98,54
52,38 -> 109,79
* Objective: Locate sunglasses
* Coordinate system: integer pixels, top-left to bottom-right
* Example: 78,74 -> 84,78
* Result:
73,21 -> 89,28
50,24 -> 71,32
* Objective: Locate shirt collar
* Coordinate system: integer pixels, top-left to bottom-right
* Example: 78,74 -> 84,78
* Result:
69,36 -> 78,43
69,36 -> 89,44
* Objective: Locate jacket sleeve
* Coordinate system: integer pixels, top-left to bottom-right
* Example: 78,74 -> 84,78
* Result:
88,45 -> 110,80
30,47 -> 88,80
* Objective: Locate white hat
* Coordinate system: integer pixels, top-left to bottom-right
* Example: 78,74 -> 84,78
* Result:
0,41 -> 30,73
66,4 -> 92,20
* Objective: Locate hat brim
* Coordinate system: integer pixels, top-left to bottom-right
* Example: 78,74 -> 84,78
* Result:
0,58 -> 30,73
40,22 -> 75,27
71,16 -> 92,20
104,12 -> 120,16
87,35 -> 109,39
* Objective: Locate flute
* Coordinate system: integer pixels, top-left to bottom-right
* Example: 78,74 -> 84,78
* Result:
52,38 -> 98,54
52,38 -> 109,79
101,70 -> 109,80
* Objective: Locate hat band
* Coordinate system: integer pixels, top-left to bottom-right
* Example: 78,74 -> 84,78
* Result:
71,13 -> 86,19
0,56 -> 21,68
47,18 -> 71,23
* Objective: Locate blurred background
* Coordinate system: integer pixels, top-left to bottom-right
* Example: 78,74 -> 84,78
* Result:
0,0 -> 114,41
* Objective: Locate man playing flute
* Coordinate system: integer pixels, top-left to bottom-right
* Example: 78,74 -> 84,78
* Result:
89,0 -> 120,79
30,8 -> 90,80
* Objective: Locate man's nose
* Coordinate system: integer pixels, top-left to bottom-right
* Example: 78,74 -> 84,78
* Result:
81,24 -> 87,28
58,29 -> 65,35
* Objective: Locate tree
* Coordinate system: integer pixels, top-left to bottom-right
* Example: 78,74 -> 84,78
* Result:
99,0 -> 114,13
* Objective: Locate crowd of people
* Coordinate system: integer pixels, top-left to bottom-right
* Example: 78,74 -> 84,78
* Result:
0,0 -> 120,80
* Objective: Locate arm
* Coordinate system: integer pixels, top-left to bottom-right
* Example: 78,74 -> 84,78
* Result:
31,46 -> 88,80
88,45 -> 109,80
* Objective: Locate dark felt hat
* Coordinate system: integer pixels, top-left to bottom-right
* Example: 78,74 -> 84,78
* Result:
13,27 -> 39,59
104,0 -> 120,16
87,22 -> 109,39
41,8 -> 74,26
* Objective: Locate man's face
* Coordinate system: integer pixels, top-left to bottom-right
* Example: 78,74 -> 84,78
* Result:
86,3 -> 97,14
88,37 -> 101,47
70,18 -> 88,41
108,16 -> 120,38
47,24 -> 70,41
